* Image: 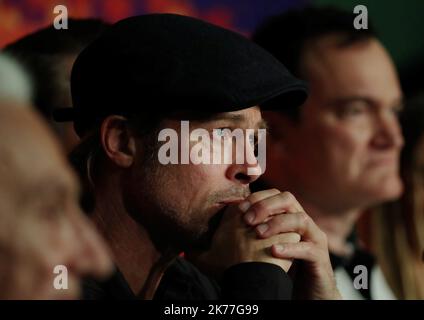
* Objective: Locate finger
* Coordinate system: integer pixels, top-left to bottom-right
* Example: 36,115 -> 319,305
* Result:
257,232 -> 301,245
244,192 -> 304,225
256,212 -> 326,245
255,212 -> 303,238
245,189 -> 282,205
271,242 -> 327,263
253,233 -> 301,253
238,188 -> 281,212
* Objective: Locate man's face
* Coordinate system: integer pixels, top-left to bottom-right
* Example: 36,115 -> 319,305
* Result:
0,105 -> 111,299
126,107 -> 264,250
266,37 -> 403,213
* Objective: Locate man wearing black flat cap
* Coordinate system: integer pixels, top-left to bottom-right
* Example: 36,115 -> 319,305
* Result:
56,13 -> 340,300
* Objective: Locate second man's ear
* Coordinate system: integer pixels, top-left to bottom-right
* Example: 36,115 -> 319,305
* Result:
100,115 -> 136,168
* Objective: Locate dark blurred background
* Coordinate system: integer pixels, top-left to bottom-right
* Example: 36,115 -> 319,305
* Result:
1,0 -> 423,97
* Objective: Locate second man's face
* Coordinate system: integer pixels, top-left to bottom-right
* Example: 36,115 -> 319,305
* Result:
273,37 -> 404,212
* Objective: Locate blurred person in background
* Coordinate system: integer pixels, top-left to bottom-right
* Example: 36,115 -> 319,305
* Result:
252,7 -> 404,299
3,19 -> 110,153
370,96 -> 424,299
0,53 -> 31,104
0,54 -> 113,299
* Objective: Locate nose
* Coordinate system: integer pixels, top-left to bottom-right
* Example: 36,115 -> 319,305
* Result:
225,135 -> 262,185
226,163 -> 262,185
66,209 -> 113,280
371,110 -> 404,150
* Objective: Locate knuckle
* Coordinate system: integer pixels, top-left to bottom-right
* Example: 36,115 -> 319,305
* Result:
319,230 -> 328,245
252,201 -> 269,216
264,216 -> 285,235
287,232 -> 301,243
303,242 -> 313,251
247,193 -> 259,203
281,191 -> 295,202
263,215 -> 278,229
297,211 -> 309,226
275,232 -> 296,243
303,242 -> 315,256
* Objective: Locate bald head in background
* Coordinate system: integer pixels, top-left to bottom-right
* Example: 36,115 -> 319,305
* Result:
0,54 -> 32,104
0,102 -> 112,299
0,52 -> 112,299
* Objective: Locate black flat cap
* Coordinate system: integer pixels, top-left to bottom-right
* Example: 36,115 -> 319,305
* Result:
54,14 -> 307,137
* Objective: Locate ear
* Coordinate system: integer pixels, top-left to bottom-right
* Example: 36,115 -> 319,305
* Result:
100,115 -> 136,168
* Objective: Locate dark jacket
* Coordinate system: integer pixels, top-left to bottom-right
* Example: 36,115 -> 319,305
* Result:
83,257 -> 293,300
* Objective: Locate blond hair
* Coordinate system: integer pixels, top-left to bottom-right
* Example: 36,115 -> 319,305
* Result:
372,101 -> 424,299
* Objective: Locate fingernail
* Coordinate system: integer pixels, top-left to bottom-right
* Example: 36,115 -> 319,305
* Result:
238,201 -> 251,212
244,210 -> 255,224
256,223 -> 269,235
274,244 -> 285,254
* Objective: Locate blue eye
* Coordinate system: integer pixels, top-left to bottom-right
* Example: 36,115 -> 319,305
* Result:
215,127 -> 231,137
215,128 -> 224,136
249,134 -> 255,145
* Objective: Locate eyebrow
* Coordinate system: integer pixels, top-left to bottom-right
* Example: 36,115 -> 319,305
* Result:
331,96 -> 405,109
257,119 -> 268,130
205,113 -> 268,129
331,96 -> 374,107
